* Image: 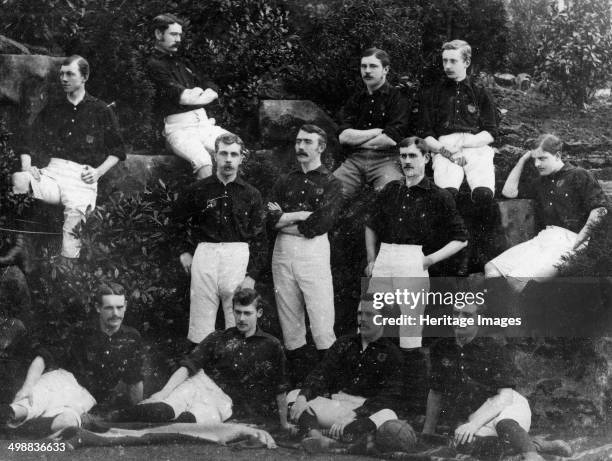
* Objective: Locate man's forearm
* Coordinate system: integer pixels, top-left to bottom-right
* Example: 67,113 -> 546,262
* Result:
423,389 -> 442,434
502,156 -> 529,198
365,226 -> 378,263
128,381 -> 144,405
339,128 -> 382,146
274,212 -> 311,229
467,388 -> 514,430
359,133 -> 397,150
575,207 -> 608,247
21,356 -> 45,389
276,393 -> 289,427
427,240 -> 468,266
20,154 -> 33,170
96,155 -> 120,177
279,224 -> 304,236
459,131 -> 494,149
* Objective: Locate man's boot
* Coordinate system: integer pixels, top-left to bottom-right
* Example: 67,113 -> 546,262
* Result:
0,233 -> 33,274
531,436 -> 573,457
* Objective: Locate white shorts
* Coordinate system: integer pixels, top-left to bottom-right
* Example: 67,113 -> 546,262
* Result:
433,133 -> 495,192
488,226 -> 577,285
473,390 -> 531,437
10,369 -> 96,428
164,109 -> 229,173
158,370 -> 232,424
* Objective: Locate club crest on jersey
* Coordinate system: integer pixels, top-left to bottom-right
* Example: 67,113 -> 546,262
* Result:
467,104 -> 477,114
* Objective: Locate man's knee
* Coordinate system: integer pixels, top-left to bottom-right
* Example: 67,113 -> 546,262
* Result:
484,261 -> 502,278
12,172 -> 31,195
472,187 -> 494,207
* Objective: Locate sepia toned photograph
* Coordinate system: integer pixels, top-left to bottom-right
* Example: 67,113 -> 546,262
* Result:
0,0 -> 610,459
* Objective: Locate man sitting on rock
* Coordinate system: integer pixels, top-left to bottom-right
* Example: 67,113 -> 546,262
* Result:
288,296 -> 404,443
0,282 -> 143,434
485,134 -> 608,292
109,288 -> 294,431
423,299 -> 572,460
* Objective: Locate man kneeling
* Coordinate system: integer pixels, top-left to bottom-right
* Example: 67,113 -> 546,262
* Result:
289,297 -> 403,441
0,282 -> 143,434
111,289 -> 292,430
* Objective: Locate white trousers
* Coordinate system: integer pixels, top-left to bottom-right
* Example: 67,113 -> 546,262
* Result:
272,233 -> 336,351
10,369 -> 96,428
188,242 -> 249,343
473,390 -> 531,437
13,158 -> 97,258
369,244 -> 430,349
156,370 -> 232,424
164,108 -> 229,174
432,133 -> 495,192
487,226 -> 577,291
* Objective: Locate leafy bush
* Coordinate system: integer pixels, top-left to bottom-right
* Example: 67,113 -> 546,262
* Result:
536,0 -> 612,107
505,0 -> 551,74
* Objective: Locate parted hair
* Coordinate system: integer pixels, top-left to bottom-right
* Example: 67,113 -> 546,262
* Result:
152,13 -> 183,34
442,39 -> 472,63
298,124 -> 327,150
97,282 -> 125,300
215,133 -> 245,154
537,134 -> 563,156
362,47 -> 390,68
398,136 -> 429,154
62,55 -> 90,80
233,288 -> 262,310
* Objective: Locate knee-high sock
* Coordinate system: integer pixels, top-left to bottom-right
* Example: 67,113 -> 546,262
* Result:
495,418 -> 537,454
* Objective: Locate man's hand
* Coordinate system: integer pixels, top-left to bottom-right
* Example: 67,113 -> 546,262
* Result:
453,155 -> 467,167
81,166 -> 99,184
25,166 -> 41,181
13,386 -> 34,406
200,88 -> 218,105
179,252 -> 193,274
439,145 -> 460,158
328,421 -> 350,440
289,395 -> 309,422
422,255 -> 435,271
239,276 -> 255,290
267,202 -> 282,212
454,421 -> 479,445
281,421 -> 299,436
364,261 -> 375,277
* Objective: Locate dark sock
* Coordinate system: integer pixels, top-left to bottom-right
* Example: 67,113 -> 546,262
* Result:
316,348 -> 329,361
343,417 -> 376,442
297,410 -> 319,431
174,411 -> 197,423
496,418 -> 537,454
0,404 -> 14,424
445,187 -> 459,200
110,402 -> 175,423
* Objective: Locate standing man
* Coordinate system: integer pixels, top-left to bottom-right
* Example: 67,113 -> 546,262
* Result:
6,55 -> 125,260
267,125 -> 341,374
334,48 -> 411,199
110,289 -> 293,431
421,40 -> 499,265
147,13 -> 229,179
173,133 -> 266,344
0,282 -> 143,434
485,134 -> 608,293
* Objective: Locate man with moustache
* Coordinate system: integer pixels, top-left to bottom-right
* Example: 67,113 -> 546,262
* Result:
147,13 -> 229,179
334,48 -> 411,199
421,40 -> 499,266
267,125 -> 342,379
173,133 -> 266,344
289,296 -> 403,444
0,282 -> 143,434
5,55 -> 125,262
485,134 -> 608,292
110,288 -> 293,431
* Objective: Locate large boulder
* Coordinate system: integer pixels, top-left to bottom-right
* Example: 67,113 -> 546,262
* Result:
494,73 -> 516,87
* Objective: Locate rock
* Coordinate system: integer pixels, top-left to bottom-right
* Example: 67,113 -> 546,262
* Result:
515,73 -> 531,91
497,199 -> 536,248
494,73 -> 516,87
259,100 -> 340,158
598,180 -> 612,199
102,153 -> 189,197
257,74 -> 299,100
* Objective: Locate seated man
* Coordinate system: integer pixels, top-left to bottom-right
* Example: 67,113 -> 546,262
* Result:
0,282 -> 143,434
110,289 -> 293,430
423,300 -> 569,460
147,13 -> 228,179
485,134 -> 608,292
288,296 -> 403,442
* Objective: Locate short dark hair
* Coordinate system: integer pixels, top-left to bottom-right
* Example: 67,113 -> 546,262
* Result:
442,40 -> 472,63
398,136 -> 429,154
215,132 -> 245,155
61,55 -> 90,80
537,134 -> 563,155
362,47 -> 390,68
97,282 -> 125,300
298,124 -> 327,150
233,288 -> 262,310
152,13 -> 183,34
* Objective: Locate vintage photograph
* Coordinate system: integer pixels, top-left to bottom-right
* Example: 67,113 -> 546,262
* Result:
0,0 -> 610,459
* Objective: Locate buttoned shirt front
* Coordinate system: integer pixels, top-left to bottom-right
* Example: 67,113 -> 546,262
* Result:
336,81 -> 411,150
173,174 -> 267,279
39,324 -> 143,403
421,77 -> 498,138
181,327 -> 290,417
367,177 -> 468,255
519,164 -> 609,233
429,336 -> 516,420
25,92 -> 126,166
267,165 -> 343,238
299,334 -> 404,415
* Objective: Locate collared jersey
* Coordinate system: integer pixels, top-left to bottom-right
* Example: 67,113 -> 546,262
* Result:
366,177 -> 468,255
181,327 -> 290,417
146,49 -> 220,119
38,324 -> 143,403
173,174 -> 267,279
421,77 -> 498,138
299,334 -> 404,415
267,165 -> 343,238
429,336 -> 516,420
25,92 -> 126,166
519,163 -> 609,233
336,81 -> 411,148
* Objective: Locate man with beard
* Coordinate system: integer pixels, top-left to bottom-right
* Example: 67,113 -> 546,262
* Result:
173,133 -> 267,344
0,282 -> 143,434
267,125 -> 342,382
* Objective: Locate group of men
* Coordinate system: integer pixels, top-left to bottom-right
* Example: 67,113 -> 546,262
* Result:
0,10 -> 607,458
